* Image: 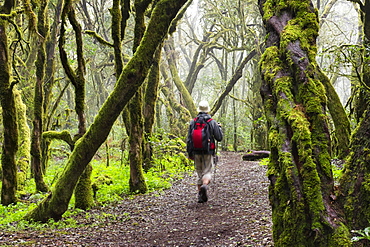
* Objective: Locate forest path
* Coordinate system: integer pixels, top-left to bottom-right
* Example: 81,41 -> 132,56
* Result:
5,152 -> 273,246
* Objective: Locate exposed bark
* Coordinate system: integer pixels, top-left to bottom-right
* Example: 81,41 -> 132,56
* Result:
24,0 -> 190,222
128,90 -> 147,193
258,0 -> 351,245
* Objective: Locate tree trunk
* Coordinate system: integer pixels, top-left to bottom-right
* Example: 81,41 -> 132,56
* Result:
31,0 -> 49,193
338,0 -> 370,231
143,46 -> 162,171
74,162 -> 93,209
210,49 -> 257,115
24,0 -> 189,222
317,70 -> 350,160
15,89 -> 31,192
339,107 -> 370,230
129,90 -> 147,193
258,0 -> 351,245
0,0 -> 18,205
125,0 -> 152,193
42,0 -> 63,174
163,40 -> 197,117
59,1 -> 93,210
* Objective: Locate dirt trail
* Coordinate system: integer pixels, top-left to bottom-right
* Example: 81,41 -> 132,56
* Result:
3,152 -> 273,246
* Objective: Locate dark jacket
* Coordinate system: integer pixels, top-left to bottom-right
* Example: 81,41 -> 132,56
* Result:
187,112 -> 223,156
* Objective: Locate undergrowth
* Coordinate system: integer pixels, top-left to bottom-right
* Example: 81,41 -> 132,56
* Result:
0,134 -> 192,231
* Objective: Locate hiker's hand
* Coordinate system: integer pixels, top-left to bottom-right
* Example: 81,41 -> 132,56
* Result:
218,122 -> 222,127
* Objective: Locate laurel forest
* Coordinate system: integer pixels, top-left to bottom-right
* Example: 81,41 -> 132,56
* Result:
0,0 -> 369,246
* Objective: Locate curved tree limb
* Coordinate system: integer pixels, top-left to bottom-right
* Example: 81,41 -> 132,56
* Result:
24,0 -> 190,222
210,49 -> 257,115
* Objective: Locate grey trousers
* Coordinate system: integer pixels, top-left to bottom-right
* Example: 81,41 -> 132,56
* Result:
194,154 -> 214,185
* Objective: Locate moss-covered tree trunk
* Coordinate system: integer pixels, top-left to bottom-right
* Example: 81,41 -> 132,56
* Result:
128,90 -> 147,193
143,46 -> 162,171
0,0 -> 18,206
15,89 -> 31,193
42,0 -> 63,172
349,0 -> 370,123
317,70 -> 350,160
31,0 -> 50,193
339,107 -> 370,231
24,0 -> 189,222
126,0 -> 151,193
160,71 -> 191,135
163,41 -> 197,117
258,0 -> 351,245
338,0 -> 370,232
59,1 -> 93,210
159,62 -> 192,126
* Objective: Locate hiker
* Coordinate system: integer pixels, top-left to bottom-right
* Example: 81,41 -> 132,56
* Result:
187,100 -> 223,203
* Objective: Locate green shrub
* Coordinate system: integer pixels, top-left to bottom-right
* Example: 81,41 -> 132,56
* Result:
0,133 -> 192,231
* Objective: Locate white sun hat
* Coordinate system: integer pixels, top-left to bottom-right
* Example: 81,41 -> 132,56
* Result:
197,100 -> 210,113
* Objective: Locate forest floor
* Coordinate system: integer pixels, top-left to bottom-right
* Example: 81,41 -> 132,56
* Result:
2,151 -> 273,246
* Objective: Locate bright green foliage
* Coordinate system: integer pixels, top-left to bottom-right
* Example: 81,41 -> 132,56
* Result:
0,134 -> 191,229
351,227 -> 370,243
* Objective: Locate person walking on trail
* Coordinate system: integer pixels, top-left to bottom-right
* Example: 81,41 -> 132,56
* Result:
187,100 -> 223,203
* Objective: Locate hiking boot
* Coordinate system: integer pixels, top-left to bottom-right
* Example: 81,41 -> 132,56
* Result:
198,184 -> 208,203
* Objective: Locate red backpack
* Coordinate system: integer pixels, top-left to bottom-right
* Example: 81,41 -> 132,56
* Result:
190,116 -> 215,152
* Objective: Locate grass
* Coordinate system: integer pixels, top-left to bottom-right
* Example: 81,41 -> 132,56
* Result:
0,135 -> 193,231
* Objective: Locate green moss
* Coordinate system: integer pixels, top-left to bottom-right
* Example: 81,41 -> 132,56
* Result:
15,89 -> 31,191
260,46 -> 282,81
74,163 -> 94,210
328,223 -> 352,246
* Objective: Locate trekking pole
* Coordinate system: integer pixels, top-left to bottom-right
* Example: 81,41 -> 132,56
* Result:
213,141 -> 218,183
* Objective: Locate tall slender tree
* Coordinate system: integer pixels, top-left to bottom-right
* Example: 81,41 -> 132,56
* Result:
143,45 -> 162,170
0,0 -> 18,206
58,0 -> 93,210
31,0 -> 49,193
126,0 -> 152,194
